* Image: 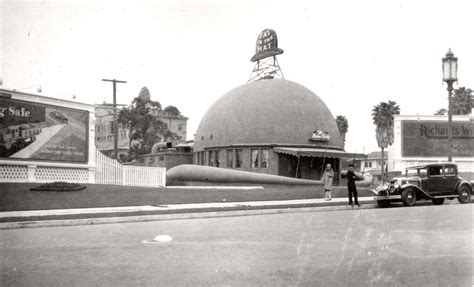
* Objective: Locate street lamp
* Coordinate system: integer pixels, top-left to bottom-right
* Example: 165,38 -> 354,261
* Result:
442,49 -> 458,162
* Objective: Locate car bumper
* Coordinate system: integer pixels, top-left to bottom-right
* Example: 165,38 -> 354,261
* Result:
375,195 -> 402,200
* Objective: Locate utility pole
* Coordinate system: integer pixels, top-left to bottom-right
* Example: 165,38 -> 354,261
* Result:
102,79 -> 127,160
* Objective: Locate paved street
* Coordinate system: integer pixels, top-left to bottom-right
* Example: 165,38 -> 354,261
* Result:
1,203 -> 472,286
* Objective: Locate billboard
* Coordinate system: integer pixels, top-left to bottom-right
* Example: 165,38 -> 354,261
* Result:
402,120 -> 473,157
0,97 -> 88,162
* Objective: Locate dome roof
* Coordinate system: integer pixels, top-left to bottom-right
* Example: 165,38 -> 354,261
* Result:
194,79 -> 342,151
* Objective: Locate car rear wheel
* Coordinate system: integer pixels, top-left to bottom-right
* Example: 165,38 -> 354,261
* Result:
432,198 -> 445,205
402,188 -> 416,206
457,185 -> 472,204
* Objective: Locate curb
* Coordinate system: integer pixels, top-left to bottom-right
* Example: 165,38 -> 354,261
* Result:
0,202 -> 377,230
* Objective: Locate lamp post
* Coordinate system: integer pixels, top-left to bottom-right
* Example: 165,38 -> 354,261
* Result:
442,49 -> 458,162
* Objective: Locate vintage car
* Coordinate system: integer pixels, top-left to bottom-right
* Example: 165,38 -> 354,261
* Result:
49,111 -> 68,123
375,163 -> 472,207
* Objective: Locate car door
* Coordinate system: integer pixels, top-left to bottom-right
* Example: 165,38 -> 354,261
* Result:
427,166 -> 445,195
442,165 -> 458,194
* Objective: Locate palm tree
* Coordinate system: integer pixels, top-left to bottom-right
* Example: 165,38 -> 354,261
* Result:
335,115 -> 349,151
371,101 -> 400,182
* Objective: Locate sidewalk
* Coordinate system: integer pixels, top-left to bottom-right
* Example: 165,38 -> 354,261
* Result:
0,196 -> 376,229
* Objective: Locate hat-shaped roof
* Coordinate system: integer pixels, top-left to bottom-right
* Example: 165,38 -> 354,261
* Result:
250,29 -> 284,62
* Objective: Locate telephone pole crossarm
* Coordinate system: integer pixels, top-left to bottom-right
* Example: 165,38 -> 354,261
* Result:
102,79 -> 127,160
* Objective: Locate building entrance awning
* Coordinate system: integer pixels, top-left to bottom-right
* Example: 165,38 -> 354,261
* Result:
274,147 -> 366,159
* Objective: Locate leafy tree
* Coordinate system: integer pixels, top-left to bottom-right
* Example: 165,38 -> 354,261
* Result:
335,115 -> 348,151
164,105 -> 181,116
434,108 -> 447,115
117,88 -> 176,161
371,101 -> 400,182
452,87 -> 472,115
435,87 -> 472,115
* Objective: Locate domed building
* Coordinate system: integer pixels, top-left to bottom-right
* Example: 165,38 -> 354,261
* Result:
194,79 -> 363,182
193,29 -> 362,183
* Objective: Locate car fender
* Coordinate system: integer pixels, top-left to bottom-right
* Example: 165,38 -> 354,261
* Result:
400,183 -> 433,199
456,180 -> 473,192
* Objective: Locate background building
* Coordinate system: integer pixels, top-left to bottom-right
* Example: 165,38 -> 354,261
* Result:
360,151 -> 388,185
134,140 -> 193,169
95,104 -> 130,159
95,104 -> 188,159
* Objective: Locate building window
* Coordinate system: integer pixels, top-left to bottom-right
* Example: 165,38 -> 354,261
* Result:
215,150 -> 220,167
208,150 -> 214,166
251,149 -> 259,168
159,156 -> 164,161
261,149 -> 269,168
227,149 -> 233,168
367,162 -> 372,168
235,149 -> 243,168
178,124 -> 183,131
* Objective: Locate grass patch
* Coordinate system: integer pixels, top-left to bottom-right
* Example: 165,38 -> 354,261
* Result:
30,182 -> 87,192
0,182 -> 375,212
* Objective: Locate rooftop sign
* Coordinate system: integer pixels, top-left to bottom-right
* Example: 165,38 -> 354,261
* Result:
250,29 -> 284,62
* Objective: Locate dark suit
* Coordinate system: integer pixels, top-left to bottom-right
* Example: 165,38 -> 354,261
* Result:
346,169 -> 359,205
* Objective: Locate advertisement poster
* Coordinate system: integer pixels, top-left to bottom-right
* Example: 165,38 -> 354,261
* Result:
402,120 -> 473,157
0,97 -> 88,162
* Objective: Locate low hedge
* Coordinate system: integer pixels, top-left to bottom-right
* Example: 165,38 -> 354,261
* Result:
30,181 -> 87,192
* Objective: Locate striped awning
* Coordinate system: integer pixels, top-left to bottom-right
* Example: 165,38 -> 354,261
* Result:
274,147 -> 366,159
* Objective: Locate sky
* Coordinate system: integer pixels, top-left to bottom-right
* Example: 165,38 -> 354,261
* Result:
2,0 -> 473,153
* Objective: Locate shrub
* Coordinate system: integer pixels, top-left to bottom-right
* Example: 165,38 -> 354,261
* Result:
30,181 -> 86,192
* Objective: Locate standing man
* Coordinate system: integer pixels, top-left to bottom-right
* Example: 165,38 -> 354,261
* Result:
346,164 -> 360,207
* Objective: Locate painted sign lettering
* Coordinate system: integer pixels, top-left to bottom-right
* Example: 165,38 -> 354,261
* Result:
402,120 -> 473,157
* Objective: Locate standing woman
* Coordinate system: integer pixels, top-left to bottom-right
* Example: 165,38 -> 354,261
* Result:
321,164 -> 334,201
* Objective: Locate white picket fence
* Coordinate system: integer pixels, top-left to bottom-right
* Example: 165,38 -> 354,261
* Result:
95,150 -> 166,187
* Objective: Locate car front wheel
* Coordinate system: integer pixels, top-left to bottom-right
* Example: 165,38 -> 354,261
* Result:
457,185 -> 472,204
432,198 -> 445,205
402,188 -> 416,206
